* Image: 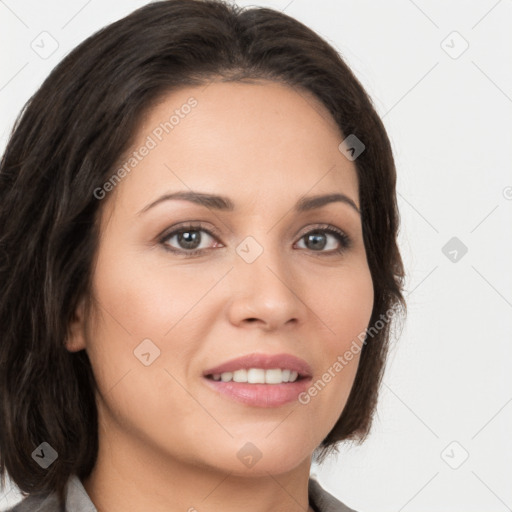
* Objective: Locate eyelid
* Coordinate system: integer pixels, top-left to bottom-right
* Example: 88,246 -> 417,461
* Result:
159,221 -> 221,241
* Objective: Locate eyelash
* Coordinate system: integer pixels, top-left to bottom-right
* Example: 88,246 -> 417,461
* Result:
159,222 -> 352,258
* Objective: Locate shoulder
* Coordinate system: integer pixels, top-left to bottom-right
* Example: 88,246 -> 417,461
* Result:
308,474 -> 358,512
3,475 -> 97,512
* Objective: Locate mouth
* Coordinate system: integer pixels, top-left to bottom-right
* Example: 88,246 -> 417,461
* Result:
202,353 -> 313,408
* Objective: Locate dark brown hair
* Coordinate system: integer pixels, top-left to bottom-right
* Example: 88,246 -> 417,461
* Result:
0,0 -> 406,508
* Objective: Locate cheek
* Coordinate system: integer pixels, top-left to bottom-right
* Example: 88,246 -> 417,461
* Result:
314,261 -> 374,351
83,247 -> 216,450
300,262 -> 373,423
88,239 -> 224,342
84,240 -> 229,400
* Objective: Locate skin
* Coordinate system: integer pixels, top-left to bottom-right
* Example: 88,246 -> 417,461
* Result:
66,80 -> 374,512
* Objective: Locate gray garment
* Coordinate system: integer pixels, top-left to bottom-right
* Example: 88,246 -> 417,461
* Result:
5,473 -> 356,512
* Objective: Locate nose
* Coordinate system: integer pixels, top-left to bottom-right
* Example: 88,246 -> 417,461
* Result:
225,240 -> 307,331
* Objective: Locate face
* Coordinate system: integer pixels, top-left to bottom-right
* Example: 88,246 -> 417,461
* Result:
68,80 -> 374,476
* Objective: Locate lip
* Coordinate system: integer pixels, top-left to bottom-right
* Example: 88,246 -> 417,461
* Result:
202,353 -> 313,408
202,353 -> 313,378
203,378 -> 312,407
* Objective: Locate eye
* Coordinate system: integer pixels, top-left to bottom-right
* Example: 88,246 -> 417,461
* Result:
159,222 -> 352,257
160,223 -> 220,256
295,224 -> 352,255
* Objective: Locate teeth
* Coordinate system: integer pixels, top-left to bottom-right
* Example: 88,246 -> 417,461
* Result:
264,369 -> 282,384
211,368 -> 300,384
233,369 -> 247,382
220,372 -> 233,382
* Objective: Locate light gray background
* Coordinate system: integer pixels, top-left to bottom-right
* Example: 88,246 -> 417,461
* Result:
1,1 -> 511,511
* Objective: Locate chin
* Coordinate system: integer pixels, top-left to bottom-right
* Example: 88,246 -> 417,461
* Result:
198,435 -> 314,476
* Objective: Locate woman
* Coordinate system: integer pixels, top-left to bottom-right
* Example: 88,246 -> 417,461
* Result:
0,1 -> 406,511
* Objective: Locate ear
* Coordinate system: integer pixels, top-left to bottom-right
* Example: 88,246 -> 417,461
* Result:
65,298 -> 88,352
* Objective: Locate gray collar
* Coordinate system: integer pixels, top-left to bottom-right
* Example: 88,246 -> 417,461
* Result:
308,474 -> 357,512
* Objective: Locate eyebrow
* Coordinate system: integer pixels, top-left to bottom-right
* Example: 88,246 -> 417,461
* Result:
137,191 -> 360,216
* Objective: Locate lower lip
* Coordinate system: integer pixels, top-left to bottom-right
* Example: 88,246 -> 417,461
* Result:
202,377 -> 312,407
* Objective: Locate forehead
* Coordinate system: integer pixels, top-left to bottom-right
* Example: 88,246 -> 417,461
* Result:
107,80 -> 359,216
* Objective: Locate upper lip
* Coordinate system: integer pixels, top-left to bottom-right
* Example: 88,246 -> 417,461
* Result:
203,353 -> 313,378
